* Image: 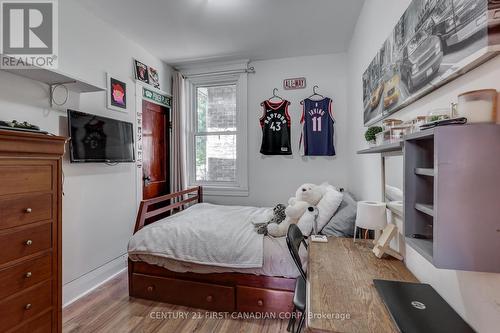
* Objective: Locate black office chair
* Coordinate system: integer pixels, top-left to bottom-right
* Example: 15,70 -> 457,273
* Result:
286,224 -> 308,333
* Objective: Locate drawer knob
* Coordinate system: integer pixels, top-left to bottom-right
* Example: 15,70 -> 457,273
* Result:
147,286 -> 154,293
257,299 -> 264,307
206,295 -> 213,303
25,208 -> 32,213
25,304 -> 32,310
25,240 -> 33,246
25,272 -> 32,278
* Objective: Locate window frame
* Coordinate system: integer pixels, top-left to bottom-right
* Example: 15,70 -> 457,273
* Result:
186,73 -> 248,196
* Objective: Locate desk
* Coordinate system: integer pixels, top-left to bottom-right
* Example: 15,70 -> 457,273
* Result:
306,238 -> 418,332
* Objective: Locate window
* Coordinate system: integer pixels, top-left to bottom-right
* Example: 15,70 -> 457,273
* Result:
187,73 -> 248,196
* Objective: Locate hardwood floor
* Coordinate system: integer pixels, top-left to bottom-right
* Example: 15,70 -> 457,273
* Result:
63,272 -> 291,333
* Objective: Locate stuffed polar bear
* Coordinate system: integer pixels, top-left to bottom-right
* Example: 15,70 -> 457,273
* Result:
266,183 -> 344,237
267,183 -> 329,237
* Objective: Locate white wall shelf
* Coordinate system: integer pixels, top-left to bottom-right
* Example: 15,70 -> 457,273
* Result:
415,168 -> 434,177
415,203 -> 434,217
1,66 -> 105,93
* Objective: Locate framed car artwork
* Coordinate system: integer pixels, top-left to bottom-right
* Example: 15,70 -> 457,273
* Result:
363,0 -> 500,126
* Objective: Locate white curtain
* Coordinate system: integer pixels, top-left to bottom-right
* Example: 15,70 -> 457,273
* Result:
171,71 -> 187,196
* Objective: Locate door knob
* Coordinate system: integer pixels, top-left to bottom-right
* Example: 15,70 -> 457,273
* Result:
143,175 -> 151,186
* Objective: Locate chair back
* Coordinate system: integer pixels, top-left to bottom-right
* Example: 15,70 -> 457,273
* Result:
286,224 -> 308,280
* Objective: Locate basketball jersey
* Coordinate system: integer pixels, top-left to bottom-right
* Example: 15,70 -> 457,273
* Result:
300,97 -> 335,156
259,100 -> 292,155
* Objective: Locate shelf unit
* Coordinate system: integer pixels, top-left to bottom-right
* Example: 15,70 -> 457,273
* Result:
414,168 -> 434,177
404,124 -> 500,272
414,203 -> 434,217
1,57 -> 105,107
357,141 -> 403,154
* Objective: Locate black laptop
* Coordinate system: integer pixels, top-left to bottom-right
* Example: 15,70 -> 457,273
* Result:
373,279 -> 475,333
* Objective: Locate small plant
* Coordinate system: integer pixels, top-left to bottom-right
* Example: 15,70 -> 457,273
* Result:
364,126 -> 383,142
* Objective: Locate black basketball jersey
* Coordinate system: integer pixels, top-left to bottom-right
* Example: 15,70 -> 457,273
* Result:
259,100 -> 292,155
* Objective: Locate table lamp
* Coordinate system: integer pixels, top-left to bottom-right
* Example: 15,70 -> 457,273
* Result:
353,201 -> 387,242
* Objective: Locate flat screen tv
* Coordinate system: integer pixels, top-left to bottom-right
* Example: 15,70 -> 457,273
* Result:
67,110 -> 135,163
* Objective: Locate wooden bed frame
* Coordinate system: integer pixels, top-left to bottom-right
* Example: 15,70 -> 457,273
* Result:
128,187 -> 296,313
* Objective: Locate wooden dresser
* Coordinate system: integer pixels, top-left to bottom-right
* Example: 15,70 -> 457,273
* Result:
0,130 -> 66,333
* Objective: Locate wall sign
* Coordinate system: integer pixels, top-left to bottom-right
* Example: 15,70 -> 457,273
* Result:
136,111 -> 143,168
142,87 -> 171,107
283,77 -> 306,90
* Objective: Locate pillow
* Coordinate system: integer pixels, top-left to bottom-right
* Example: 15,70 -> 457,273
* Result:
314,187 -> 344,232
385,185 -> 403,202
320,191 -> 357,237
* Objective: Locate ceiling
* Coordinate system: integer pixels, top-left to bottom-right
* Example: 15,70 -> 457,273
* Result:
76,0 -> 365,65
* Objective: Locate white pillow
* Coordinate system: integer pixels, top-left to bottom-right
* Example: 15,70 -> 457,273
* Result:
315,187 -> 344,232
385,185 -> 403,202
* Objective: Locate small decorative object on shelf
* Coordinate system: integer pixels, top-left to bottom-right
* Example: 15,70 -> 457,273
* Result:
375,131 -> 385,146
426,109 -> 450,123
406,116 -> 427,133
378,125 -> 410,144
457,89 -> 497,123
382,118 -> 402,130
0,120 -> 47,134
365,126 -> 383,146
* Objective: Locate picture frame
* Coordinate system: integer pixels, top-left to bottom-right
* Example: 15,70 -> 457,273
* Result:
134,59 -> 149,84
106,73 -> 127,112
148,66 -> 160,89
362,0 -> 500,126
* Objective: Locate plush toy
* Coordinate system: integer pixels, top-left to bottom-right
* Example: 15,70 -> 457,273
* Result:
253,204 -> 287,235
266,183 -> 324,237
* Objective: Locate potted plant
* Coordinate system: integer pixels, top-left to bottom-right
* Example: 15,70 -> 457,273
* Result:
364,126 -> 383,147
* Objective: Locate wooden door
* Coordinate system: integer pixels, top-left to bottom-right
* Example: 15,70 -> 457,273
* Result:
142,100 -> 170,199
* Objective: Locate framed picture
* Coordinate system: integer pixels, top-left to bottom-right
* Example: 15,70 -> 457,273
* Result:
362,0 -> 500,126
134,59 -> 149,84
148,66 -> 160,89
106,73 -> 127,112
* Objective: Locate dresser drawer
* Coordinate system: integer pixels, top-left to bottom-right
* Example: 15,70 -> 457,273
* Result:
0,165 -> 52,196
132,274 -> 235,312
0,280 -> 52,332
0,254 -> 52,299
0,223 -> 52,266
6,311 -> 52,333
0,194 -> 52,230
236,286 -> 294,313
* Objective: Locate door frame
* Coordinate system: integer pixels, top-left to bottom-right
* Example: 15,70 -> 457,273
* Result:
134,81 -> 172,208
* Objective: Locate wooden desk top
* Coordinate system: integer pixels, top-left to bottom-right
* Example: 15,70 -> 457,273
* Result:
306,238 -> 418,333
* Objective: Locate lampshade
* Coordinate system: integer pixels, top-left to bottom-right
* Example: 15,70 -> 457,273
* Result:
355,201 -> 387,231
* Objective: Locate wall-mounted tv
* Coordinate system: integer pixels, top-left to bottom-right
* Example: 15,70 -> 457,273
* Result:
363,0 -> 500,126
67,109 -> 135,163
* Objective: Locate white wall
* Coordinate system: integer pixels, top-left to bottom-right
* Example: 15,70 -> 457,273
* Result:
346,1 -> 500,332
0,0 -> 172,305
207,53 -> 350,206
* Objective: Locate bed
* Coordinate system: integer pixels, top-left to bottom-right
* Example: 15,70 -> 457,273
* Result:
128,187 -> 301,313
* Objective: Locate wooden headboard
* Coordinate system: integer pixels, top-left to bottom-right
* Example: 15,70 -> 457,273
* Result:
133,186 -> 203,233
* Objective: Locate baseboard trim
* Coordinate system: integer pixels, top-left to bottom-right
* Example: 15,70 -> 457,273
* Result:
63,254 -> 128,308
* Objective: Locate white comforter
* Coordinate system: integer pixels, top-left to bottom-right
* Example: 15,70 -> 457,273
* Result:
128,203 -> 270,268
